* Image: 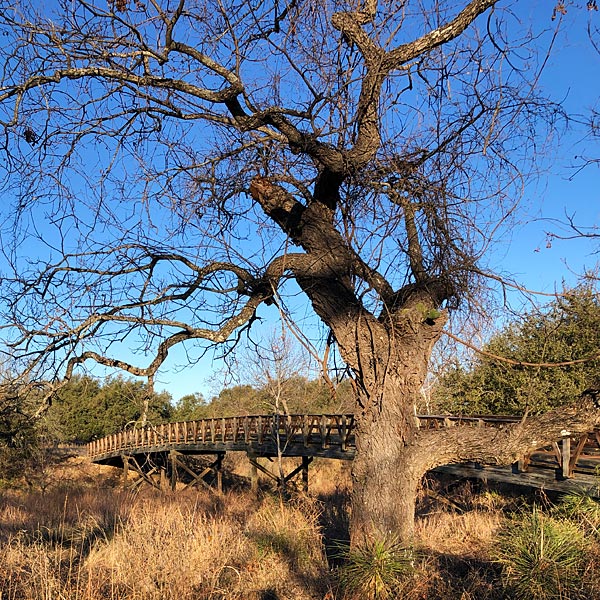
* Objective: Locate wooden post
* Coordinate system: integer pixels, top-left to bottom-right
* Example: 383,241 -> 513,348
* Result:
122,455 -> 129,483
302,455 -> 310,492
561,437 -> 571,480
170,450 -> 178,491
249,455 -> 258,493
215,452 -> 224,493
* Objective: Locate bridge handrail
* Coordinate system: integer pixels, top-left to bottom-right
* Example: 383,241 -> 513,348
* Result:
87,413 -> 359,459
86,413 -> 537,460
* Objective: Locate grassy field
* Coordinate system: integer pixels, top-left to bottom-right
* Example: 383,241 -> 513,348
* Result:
1,455 -> 599,600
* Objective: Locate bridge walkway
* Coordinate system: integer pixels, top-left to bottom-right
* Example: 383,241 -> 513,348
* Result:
87,414 -> 600,494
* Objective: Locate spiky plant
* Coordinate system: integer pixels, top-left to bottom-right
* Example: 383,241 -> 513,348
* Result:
496,506 -> 590,600
337,536 -> 416,600
555,487 -> 600,537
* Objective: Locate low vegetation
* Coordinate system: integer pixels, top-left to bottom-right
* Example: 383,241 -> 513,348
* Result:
1,457 -> 600,600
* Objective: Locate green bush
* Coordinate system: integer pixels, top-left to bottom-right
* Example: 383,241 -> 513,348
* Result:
496,506 -> 590,600
554,487 -> 600,537
337,536 -> 416,600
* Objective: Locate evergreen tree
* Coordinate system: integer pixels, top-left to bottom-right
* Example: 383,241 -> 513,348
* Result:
433,284 -> 600,415
46,375 -> 172,442
171,392 -> 208,421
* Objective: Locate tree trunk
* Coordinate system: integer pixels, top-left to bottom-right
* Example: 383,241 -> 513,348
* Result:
350,367 -> 600,548
248,173 -> 600,549
347,312 -> 445,547
351,420 -> 422,544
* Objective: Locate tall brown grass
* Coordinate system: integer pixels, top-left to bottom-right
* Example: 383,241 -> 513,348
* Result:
2,458 -> 599,600
0,458 -> 334,600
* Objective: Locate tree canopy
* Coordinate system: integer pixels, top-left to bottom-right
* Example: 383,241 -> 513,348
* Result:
44,374 -> 172,442
173,377 -> 354,419
0,0 -> 559,387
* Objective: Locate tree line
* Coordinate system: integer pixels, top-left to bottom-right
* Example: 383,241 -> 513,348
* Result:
8,373 -> 352,446
432,283 -> 600,416
2,281 -> 598,479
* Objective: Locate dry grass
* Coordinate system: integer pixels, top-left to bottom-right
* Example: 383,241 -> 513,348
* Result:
1,457 -> 597,600
416,505 -> 503,557
0,458 -> 332,600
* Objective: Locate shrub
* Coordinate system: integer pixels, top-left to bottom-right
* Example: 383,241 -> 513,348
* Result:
496,506 -> 590,600
337,536 -> 416,600
555,487 -> 600,537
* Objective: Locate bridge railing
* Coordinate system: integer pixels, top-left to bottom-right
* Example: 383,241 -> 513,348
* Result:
87,413 -> 600,475
87,413 -> 357,459
417,414 -> 520,428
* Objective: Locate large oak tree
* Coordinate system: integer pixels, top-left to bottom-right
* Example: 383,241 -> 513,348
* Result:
0,0 -> 599,545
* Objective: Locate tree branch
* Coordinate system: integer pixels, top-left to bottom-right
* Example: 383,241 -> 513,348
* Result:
418,388 -> 600,469
384,0 -> 499,70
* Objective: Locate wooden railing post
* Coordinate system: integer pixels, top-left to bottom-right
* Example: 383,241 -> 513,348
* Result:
244,416 -> 250,444
340,415 -> 348,451
561,437 -> 571,480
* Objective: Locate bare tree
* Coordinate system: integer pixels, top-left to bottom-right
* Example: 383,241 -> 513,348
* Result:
0,0 -> 598,546
243,329 -> 314,492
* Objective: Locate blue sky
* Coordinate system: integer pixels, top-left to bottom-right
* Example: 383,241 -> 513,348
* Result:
495,2 -> 600,293
1,1 -> 599,403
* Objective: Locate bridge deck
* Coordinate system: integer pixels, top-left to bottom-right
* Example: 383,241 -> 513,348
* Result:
87,414 -> 600,493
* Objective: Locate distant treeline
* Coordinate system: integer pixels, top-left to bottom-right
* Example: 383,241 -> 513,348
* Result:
43,374 -> 355,444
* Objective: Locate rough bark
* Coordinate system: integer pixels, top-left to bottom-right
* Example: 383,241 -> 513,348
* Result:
351,360 -> 600,545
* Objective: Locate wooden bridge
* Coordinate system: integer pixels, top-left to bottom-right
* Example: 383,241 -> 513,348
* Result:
87,414 -> 600,494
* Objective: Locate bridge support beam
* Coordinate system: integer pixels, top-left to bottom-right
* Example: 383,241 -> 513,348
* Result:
250,459 -> 258,493
122,454 -> 129,483
247,455 -> 313,493
121,454 -> 162,491
167,451 -> 225,492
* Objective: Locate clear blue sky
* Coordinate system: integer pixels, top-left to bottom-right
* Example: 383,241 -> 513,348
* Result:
1,1 -> 599,403
494,2 -> 600,293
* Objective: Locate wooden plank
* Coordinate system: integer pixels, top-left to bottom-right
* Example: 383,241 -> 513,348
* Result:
170,450 -> 178,490
551,441 -> 562,466
340,415 -> 348,451
569,434 -> 589,476
250,456 -> 258,492
216,452 -> 223,493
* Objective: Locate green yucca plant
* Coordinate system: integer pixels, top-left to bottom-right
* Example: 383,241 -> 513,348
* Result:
555,487 -> 600,537
337,536 -> 416,600
496,506 -> 590,600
